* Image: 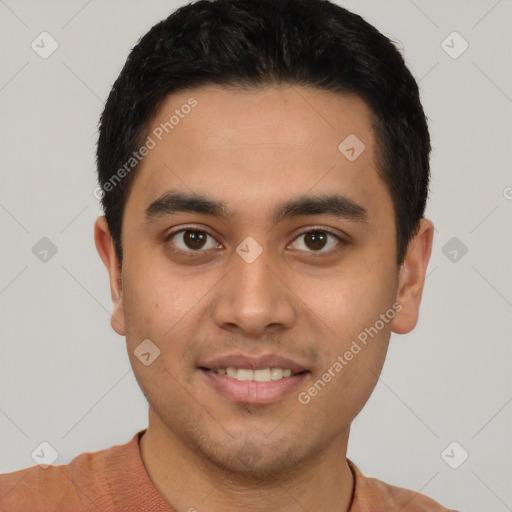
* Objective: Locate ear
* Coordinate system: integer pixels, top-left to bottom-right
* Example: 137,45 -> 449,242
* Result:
94,216 -> 126,336
391,218 -> 434,335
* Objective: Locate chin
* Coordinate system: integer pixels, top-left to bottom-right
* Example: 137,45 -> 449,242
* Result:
195,435 -> 310,481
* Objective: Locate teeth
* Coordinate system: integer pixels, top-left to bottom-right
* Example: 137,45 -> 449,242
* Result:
271,368 -> 283,380
254,368 -> 272,382
226,367 -> 237,378
214,367 -> 299,382
237,369 -> 254,381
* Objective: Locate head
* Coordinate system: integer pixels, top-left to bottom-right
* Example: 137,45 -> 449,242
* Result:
95,0 -> 433,478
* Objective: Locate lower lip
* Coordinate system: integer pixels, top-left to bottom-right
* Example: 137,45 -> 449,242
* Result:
198,369 -> 309,404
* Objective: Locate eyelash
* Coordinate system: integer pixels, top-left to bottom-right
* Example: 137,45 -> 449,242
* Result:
164,226 -> 345,258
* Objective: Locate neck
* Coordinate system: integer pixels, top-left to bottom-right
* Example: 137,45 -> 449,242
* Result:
140,408 -> 355,512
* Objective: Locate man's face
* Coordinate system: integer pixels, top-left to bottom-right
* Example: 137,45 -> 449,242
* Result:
111,86 -> 402,475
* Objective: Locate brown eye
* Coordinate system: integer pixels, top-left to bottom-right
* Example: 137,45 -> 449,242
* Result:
290,229 -> 342,254
304,231 -> 328,251
167,228 -> 219,254
182,230 -> 207,250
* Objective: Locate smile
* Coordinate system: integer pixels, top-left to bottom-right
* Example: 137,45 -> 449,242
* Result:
198,367 -> 310,404
207,367 -> 303,382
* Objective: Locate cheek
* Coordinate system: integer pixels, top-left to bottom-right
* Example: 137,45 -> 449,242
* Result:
298,259 -> 395,406
307,260 -> 397,340
121,260 -> 207,369
301,286 -> 392,425
122,253 -> 177,332
122,274 -> 193,398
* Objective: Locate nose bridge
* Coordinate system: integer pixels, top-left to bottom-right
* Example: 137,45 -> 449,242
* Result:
211,240 -> 295,335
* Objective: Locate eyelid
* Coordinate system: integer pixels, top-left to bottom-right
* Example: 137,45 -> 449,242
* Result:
164,225 -> 221,256
287,226 -> 345,256
164,225 -> 346,256
164,225 -> 214,241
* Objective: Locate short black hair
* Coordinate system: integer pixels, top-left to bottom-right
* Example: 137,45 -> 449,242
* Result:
96,0 -> 430,265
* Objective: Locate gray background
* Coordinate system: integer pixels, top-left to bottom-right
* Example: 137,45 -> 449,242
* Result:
1,1 -> 511,510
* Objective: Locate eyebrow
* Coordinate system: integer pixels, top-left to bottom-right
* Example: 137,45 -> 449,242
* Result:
144,190 -> 368,225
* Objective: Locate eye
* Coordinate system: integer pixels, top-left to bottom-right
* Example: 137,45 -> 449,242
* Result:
289,229 -> 343,255
166,228 -> 220,255
165,227 -> 344,257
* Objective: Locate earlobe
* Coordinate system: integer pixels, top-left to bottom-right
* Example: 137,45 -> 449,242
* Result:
391,218 -> 434,335
94,216 -> 126,336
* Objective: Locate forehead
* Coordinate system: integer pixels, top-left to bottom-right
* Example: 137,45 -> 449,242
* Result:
125,85 -> 391,225
147,85 -> 375,153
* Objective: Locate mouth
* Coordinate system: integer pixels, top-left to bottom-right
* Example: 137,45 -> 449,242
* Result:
196,354 -> 311,404
201,367 -> 307,382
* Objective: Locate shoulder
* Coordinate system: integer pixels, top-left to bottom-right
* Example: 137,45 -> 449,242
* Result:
0,463 -> 81,510
348,459 -> 459,512
0,443 -> 114,511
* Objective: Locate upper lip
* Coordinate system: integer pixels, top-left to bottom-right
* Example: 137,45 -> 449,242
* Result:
198,353 -> 309,373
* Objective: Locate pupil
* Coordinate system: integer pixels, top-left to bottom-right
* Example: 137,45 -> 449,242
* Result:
306,231 -> 326,250
185,230 -> 206,249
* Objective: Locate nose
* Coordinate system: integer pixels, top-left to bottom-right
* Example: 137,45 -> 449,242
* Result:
211,245 -> 296,337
